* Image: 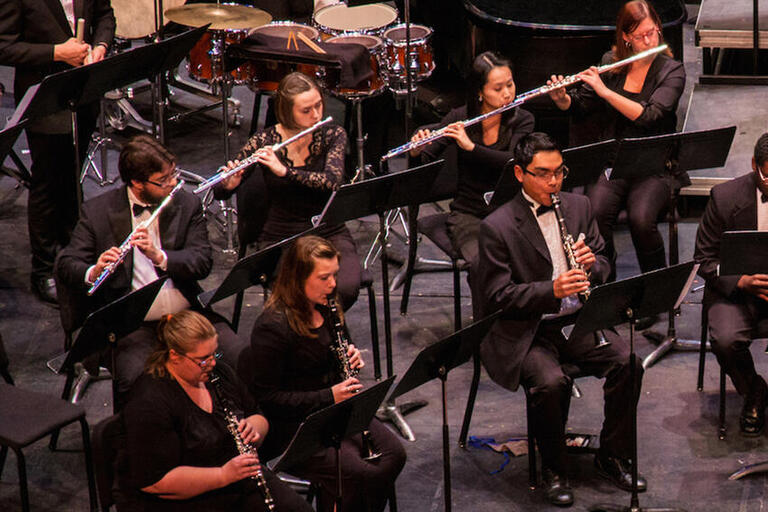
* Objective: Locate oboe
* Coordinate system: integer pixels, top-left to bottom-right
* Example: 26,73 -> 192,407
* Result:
210,372 -> 276,511
381,44 -> 668,162
550,193 -> 610,348
194,116 -> 334,194
88,180 -> 185,295
326,294 -> 381,461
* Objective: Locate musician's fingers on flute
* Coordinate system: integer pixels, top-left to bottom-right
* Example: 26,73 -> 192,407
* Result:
444,122 -> 474,151
223,454 -> 261,483
578,66 -> 607,94
332,377 -> 363,403
221,160 -> 244,190
409,128 -> 432,157
547,74 -> 568,101
346,343 -> 365,370
90,247 -> 121,280
257,148 -> 288,177
553,268 -> 590,298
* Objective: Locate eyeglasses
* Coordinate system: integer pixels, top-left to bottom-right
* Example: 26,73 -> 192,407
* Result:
179,350 -> 222,369
523,165 -> 569,181
629,28 -> 659,42
145,169 -> 180,188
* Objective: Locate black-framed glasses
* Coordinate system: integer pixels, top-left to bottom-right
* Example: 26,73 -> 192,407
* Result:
179,350 -> 222,369
523,165 -> 569,181
629,28 -> 659,42
146,169 -> 180,188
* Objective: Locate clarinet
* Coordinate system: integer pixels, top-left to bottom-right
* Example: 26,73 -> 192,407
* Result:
550,193 -> 610,348
326,295 -> 382,461
210,372 -> 276,511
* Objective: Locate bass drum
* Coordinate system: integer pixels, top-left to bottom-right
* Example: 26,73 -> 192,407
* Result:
113,0 -> 187,39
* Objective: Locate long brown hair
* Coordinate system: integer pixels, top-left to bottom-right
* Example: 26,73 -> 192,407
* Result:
266,235 -> 341,338
274,72 -> 325,131
613,0 -> 672,65
146,310 -> 218,377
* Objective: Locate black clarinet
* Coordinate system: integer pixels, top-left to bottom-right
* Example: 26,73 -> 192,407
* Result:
327,295 -> 382,461
210,372 -> 276,511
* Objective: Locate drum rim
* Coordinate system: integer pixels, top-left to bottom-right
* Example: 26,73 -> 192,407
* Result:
312,2 -> 398,33
327,33 -> 384,50
249,20 -> 320,39
383,23 -> 433,45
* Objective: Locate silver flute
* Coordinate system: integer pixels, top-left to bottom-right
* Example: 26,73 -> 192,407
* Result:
210,373 -> 276,511
381,44 -> 668,162
87,180 -> 185,296
550,193 -> 610,348
193,116 -> 334,195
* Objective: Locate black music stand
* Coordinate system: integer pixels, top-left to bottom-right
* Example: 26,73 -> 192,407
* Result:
8,26 -> 208,205
314,159 -> 443,441
197,227 -> 320,331
272,376 -> 395,510
563,262 -> 697,512
389,312 -> 500,512
0,122 -> 30,188
626,127 -> 736,369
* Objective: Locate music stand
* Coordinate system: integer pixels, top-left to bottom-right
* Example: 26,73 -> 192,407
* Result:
563,262 -> 697,512
7,26 -> 208,205
625,127 -> 736,369
0,122 -> 30,187
314,159 -> 443,441
389,312 -> 500,512
272,376 -> 395,510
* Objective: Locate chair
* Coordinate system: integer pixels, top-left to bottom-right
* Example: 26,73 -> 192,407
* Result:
0,382 -> 98,512
696,301 -> 728,439
0,332 -> 13,384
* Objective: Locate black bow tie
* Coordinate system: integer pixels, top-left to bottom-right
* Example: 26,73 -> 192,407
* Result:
132,203 -> 156,217
536,204 -> 554,216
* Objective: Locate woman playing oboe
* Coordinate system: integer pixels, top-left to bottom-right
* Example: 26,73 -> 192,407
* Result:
244,235 -> 406,512
123,310 -> 312,512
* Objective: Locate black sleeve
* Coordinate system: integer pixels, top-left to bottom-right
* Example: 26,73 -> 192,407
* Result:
633,60 -> 685,129
694,185 -> 741,298
468,109 -> 535,169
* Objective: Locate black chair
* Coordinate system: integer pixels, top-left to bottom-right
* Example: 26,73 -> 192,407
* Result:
0,382 -> 98,512
92,414 -> 145,512
695,300 -> 728,439
0,332 -> 12,384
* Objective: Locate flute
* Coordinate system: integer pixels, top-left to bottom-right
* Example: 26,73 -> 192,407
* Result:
87,180 -> 185,295
193,116 -> 334,195
381,44 -> 668,162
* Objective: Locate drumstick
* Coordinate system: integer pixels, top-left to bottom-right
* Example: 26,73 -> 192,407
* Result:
75,18 -> 85,42
286,31 -> 300,51
297,32 -> 326,54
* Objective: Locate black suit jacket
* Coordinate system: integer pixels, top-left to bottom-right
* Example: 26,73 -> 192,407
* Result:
0,0 -> 115,127
476,191 -> 611,391
56,186 -> 213,314
694,173 -> 759,302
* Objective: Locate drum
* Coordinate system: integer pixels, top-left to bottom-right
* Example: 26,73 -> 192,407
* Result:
247,22 -> 330,91
326,34 -> 386,97
382,24 -> 435,94
313,3 -> 398,39
187,29 -> 254,85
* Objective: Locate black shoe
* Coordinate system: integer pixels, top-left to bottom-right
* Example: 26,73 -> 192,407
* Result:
740,376 -> 768,436
594,453 -> 647,492
634,314 -> 660,332
541,467 -> 574,507
31,276 -> 58,306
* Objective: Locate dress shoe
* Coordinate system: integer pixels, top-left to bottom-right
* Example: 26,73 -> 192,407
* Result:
740,376 -> 768,437
31,276 -> 58,306
541,467 -> 574,507
594,452 -> 647,492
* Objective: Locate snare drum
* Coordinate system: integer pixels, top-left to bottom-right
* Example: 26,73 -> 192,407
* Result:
326,34 -> 386,97
187,29 -> 254,85
382,24 -> 435,94
313,2 -> 398,39
247,22 -> 330,91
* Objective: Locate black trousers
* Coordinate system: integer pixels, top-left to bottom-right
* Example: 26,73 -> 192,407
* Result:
521,317 -> 643,473
289,418 -> 406,512
587,173 -> 672,275
708,295 -> 768,396
446,210 -> 482,316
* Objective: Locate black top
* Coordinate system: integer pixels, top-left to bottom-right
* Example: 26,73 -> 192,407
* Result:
123,364 -> 262,512
214,123 -> 348,245
246,306 -> 342,460
419,106 -> 534,218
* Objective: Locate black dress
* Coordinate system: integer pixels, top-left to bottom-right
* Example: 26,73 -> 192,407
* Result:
122,364 -> 312,512
244,307 -> 407,512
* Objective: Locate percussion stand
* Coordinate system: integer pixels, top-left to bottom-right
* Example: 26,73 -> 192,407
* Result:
213,47 -> 238,257
79,97 -> 117,187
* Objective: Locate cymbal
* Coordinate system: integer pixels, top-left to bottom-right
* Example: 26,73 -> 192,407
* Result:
165,3 -> 272,31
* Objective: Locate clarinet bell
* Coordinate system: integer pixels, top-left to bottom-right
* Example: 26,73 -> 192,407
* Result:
594,330 -> 611,349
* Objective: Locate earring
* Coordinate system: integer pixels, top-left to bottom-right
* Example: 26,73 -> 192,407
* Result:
625,40 -> 631,48
478,95 -> 483,102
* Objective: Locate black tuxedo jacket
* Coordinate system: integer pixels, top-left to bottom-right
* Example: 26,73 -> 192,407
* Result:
0,0 -> 115,110
476,191 -> 611,391
694,173 -> 759,302
56,186 -> 212,313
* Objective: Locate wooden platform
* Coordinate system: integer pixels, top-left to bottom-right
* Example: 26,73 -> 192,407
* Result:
695,0 -> 768,49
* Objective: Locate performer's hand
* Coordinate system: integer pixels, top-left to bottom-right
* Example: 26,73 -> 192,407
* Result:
578,67 -> 609,97
553,269 -> 590,299
256,147 -> 287,177
737,274 -> 768,302
85,44 -> 107,65
238,418 -> 261,446
547,74 -> 571,110
54,38 -> 90,67
90,246 -> 122,282
221,160 -> 244,190
220,454 -> 261,484
347,344 -> 365,371
130,227 -> 163,265
444,122 -> 475,152
331,377 -> 363,403
572,238 -> 596,272
409,128 -> 432,157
